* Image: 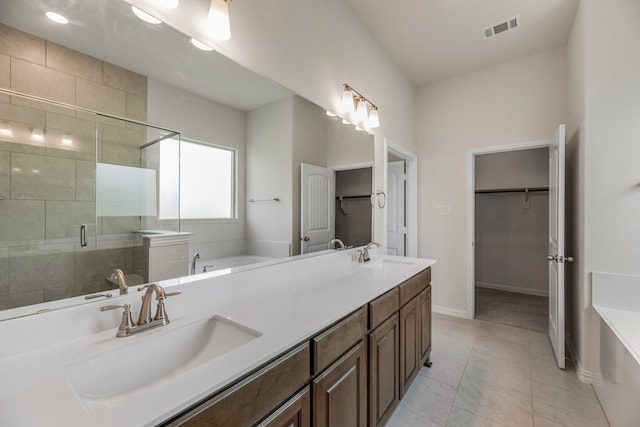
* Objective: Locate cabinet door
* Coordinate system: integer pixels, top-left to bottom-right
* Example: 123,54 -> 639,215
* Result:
256,387 -> 310,427
399,297 -> 419,398
368,313 -> 399,427
419,285 -> 432,365
313,341 -> 367,427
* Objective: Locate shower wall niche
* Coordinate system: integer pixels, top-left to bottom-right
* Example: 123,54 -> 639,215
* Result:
0,90 -> 180,310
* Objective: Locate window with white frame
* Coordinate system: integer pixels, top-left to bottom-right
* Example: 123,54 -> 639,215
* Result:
159,138 -> 236,220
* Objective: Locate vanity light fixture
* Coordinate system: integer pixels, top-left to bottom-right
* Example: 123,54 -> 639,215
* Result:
208,0 -> 232,41
131,6 -> 162,24
325,110 -> 337,117
45,11 -> 69,25
367,106 -> 380,128
31,128 -> 44,142
190,38 -> 214,51
341,83 -> 379,128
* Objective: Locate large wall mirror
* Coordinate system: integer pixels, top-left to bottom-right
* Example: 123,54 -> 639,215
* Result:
0,0 -> 374,317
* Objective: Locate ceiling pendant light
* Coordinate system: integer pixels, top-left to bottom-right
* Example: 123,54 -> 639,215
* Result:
131,6 -> 162,25
208,0 -> 231,41
342,85 -> 355,113
355,97 -> 368,122
367,106 -> 380,128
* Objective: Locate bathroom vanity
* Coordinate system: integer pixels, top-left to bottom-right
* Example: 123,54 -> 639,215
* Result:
0,250 -> 435,426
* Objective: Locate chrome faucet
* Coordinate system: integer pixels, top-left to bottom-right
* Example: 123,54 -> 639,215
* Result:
191,252 -> 200,275
329,238 -> 346,250
110,268 -> 127,295
359,241 -> 381,263
100,283 -> 181,337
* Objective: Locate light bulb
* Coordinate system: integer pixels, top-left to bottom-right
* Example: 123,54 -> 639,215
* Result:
131,6 -> 162,24
61,134 -> 73,146
208,0 -> 231,41
355,98 -> 368,122
191,38 -> 214,51
342,86 -> 355,113
45,12 -> 69,24
325,110 -> 336,117
31,128 -> 44,142
0,123 -> 12,137
367,106 -> 380,128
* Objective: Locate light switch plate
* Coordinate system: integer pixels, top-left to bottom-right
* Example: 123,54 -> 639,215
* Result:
436,205 -> 450,215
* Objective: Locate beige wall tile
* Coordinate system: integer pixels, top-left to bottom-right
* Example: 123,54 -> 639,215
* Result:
0,100 -> 46,128
11,152 -> 76,200
99,123 -> 145,166
125,93 -> 147,122
75,248 -> 126,293
46,41 -> 102,83
45,200 -> 95,239
0,24 -> 45,66
0,53 -> 9,88
0,93 -> 9,104
103,62 -> 146,97
11,59 -> 75,104
1,290 -> 44,310
45,111 -> 96,161
0,150 -> 8,198
0,200 -> 44,242
76,160 -> 95,201
76,78 -> 125,116
11,95 -> 75,119
10,249 -> 74,293
101,216 -> 142,236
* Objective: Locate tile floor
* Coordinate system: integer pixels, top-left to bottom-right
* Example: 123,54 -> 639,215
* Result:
475,287 -> 548,333
387,313 -> 610,427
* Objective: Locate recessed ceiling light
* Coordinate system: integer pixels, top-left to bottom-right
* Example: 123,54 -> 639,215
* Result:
131,6 -> 162,25
190,38 -> 213,51
151,0 -> 179,9
45,11 -> 69,25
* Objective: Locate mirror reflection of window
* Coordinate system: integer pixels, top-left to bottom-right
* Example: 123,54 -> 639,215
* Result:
160,139 -> 236,220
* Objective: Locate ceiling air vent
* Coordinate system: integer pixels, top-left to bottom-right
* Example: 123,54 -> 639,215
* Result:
482,15 -> 521,40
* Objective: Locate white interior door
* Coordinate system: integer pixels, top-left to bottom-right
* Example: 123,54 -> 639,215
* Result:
548,124 -> 566,369
387,161 -> 406,256
301,163 -> 335,254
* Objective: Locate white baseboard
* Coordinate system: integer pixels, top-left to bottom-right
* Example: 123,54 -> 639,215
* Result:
475,281 -> 549,297
567,335 -> 593,384
433,305 -> 468,319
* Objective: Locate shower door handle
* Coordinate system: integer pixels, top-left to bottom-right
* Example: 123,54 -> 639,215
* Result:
80,224 -> 87,247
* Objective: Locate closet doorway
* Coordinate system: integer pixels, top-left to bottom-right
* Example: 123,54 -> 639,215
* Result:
472,146 -> 550,333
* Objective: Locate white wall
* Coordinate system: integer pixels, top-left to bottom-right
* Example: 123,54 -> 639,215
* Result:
246,97 -> 293,248
212,0 -> 416,245
417,47 -> 567,313
567,0 -> 640,385
146,78 -> 247,260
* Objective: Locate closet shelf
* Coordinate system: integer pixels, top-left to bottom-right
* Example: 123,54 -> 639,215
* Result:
335,195 -> 371,200
475,187 -> 549,194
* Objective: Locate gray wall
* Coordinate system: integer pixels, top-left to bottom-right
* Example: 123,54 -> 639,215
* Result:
335,168 -> 372,248
474,148 -> 550,295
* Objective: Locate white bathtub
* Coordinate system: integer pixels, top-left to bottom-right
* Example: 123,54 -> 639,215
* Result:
194,255 -> 276,274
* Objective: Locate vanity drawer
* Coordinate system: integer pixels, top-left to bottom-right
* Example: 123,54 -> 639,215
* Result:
170,343 -> 310,427
399,268 -> 430,307
312,307 -> 367,375
369,287 -> 399,330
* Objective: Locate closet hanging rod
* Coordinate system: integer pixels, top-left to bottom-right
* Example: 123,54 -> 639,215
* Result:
249,197 -> 280,203
336,195 -> 371,200
475,187 -> 549,194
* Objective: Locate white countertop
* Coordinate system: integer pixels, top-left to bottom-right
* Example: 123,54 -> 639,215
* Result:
592,271 -> 640,366
0,250 -> 435,426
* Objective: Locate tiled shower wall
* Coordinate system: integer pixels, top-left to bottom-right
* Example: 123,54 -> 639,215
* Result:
0,23 -> 148,309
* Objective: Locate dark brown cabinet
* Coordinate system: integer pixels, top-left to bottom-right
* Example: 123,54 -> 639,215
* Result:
256,386 -> 311,427
418,285 -> 432,365
399,296 -> 420,398
312,340 -> 368,427
368,313 -> 399,427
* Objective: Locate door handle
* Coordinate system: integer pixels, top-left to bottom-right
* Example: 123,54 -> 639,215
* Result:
80,224 -> 87,247
547,255 -> 557,261
565,256 -> 574,263
302,236 -> 310,242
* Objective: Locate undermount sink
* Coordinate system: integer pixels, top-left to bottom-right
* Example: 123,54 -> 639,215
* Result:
63,315 -> 261,400
361,257 -> 415,270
